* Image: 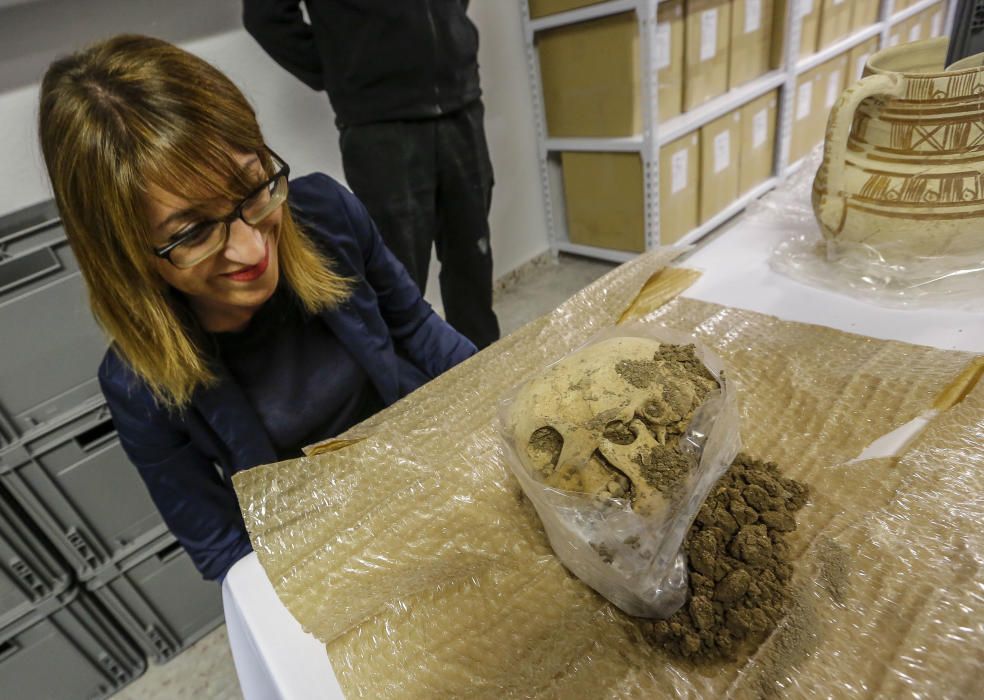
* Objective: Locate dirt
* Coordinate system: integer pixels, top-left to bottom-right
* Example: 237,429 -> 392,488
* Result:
815,536 -> 851,604
637,454 -> 810,663
526,343 -> 719,511
529,426 -> 563,460
610,344 -> 719,503
633,445 -> 695,498
615,343 -> 717,390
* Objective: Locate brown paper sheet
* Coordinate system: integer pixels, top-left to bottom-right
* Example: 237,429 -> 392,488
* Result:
234,250 -> 981,698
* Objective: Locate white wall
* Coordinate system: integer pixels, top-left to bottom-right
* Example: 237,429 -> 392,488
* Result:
469,0 -> 552,281
0,0 -> 549,298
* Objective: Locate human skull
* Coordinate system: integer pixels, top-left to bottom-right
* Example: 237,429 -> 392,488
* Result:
507,337 -> 719,516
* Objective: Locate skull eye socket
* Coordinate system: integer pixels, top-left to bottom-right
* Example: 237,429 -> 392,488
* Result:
643,400 -> 663,419
528,426 -> 563,470
603,420 -> 637,445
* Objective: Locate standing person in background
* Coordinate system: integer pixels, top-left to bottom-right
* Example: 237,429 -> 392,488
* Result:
243,0 -> 501,349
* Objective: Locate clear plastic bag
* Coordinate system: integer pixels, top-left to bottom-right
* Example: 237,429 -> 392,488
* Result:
756,147 -> 984,310
497,323 -> 741,618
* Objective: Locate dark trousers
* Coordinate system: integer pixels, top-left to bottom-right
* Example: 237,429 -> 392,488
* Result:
339,100 -> 500,349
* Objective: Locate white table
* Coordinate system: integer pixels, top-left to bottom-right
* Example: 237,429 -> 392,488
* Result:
680,218 -> 981,353
223,553 -> 344,700
222,210 -> 983,700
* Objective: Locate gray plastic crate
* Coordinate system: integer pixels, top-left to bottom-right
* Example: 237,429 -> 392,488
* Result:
0,587 -> 145,700
0,401 -> 168,579
86,532 -> 222,664
0,199 -> 107,445
0,486 -> 71,629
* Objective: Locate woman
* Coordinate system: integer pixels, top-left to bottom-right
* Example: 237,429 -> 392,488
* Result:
38,35 -> 476,582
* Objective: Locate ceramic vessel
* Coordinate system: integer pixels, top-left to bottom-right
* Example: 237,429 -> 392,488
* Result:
812,38 -> 984,260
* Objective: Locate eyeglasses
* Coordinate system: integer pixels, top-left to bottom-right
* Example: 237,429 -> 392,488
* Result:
154,148 -> 290,269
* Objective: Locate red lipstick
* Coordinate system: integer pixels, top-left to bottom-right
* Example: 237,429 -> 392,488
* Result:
224,247 -> 270,282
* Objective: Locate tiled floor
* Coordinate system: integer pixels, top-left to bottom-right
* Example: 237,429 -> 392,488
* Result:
494,253 -> 616,336
112,252 -> 617,700
113,625 -> 241,700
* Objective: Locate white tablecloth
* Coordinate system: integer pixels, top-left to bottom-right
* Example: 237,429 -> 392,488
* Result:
222,210 -> 984,700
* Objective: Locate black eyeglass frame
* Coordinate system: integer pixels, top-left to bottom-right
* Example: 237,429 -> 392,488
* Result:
153,147 -> 291,267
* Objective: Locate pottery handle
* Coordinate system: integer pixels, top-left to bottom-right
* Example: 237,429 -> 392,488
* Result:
814,73 -> 905,237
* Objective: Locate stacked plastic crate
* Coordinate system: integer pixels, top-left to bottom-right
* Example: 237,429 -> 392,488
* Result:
0,200 -> 224,697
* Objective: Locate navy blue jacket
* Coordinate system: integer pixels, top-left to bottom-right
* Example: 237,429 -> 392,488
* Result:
98,173 -> 476,581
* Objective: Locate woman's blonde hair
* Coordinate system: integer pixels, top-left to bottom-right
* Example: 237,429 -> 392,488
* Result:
39,35 -> 349,408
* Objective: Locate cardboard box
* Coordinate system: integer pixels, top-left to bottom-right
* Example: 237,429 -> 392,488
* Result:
887,20 -> 903,48
660,135 -> 700,244
789,70 -> 815,163
657,0 -> 686,121
684,0 -> 732,110
851,0 -> 880,31
794,51 -> 850,163
819,52 -> 849,126
913,10 -> 928,42
559,141 -> 702,250
902,14 -> 922,45
818,0 -> 854,50
529,0 -> 608,19
848,36 -> 880,82
537,13 -> 640,137
928,3 -> 946,37
730,0 -> 776,88
700,111 -> 741,223
919,3 -> 946,38
799,0 -> 821,57
790,65 -> 825,162
905,13 -> 925,44
739,90 -> 778,194
561,152 -> 645,252
771,0 -> 789,67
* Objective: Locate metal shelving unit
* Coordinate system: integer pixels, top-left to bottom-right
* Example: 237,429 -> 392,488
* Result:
544,136 -> 645,151
528,0 -> 639,31
796,22 -> 886,75
675,177 -> 780,245
657,70 -> 789,143
521,0 -> 956,260
890,0 -> 950,24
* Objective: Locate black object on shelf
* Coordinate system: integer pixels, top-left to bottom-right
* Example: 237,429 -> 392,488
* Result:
946,0 -> 984,67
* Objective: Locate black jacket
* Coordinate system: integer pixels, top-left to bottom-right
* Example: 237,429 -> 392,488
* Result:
243,0 -> 482,127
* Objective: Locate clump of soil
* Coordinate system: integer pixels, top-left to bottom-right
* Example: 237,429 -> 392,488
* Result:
615,343 -> 717,390
637,454 -> 810,663
632,445 -> 695,499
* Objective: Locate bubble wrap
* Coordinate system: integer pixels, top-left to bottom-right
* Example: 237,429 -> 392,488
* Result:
234,248 -> 982,698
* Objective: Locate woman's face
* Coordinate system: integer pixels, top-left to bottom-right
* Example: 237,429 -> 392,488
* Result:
146,152 -> 281,332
